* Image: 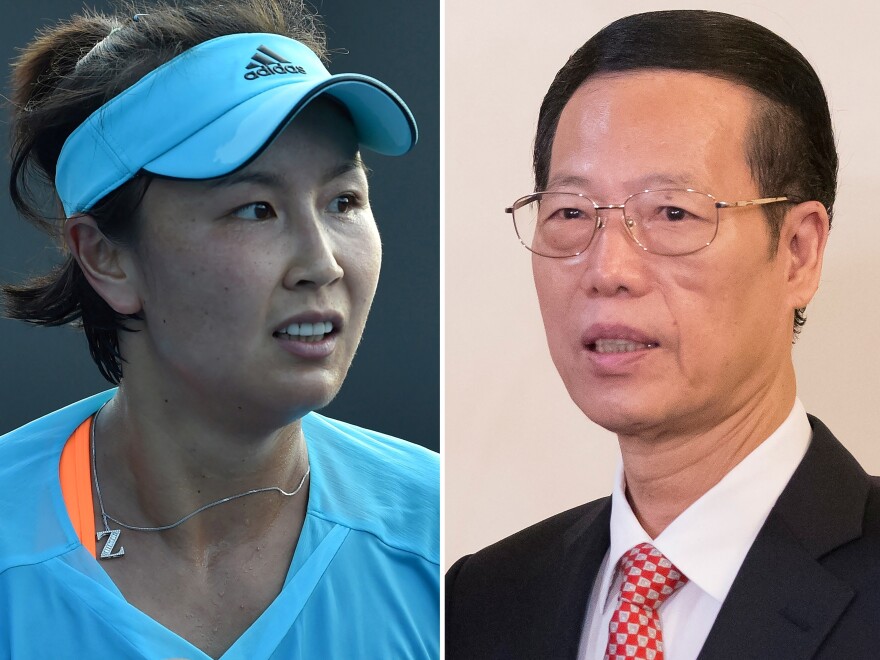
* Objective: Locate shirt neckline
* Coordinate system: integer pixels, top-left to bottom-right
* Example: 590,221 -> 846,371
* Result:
50,396 -> 338,658
600,398 -> 812,612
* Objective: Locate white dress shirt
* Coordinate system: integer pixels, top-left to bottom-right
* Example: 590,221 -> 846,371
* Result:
578,399 -> 812,660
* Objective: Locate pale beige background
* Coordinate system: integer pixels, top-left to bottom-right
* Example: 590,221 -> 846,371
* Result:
445,0 -> 880,568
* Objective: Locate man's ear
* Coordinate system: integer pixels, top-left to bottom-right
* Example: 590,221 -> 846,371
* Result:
64,215 -> 143,315
781,200 -> 830,310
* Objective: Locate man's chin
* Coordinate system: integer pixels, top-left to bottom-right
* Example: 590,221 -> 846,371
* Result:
576,398 -> 668,438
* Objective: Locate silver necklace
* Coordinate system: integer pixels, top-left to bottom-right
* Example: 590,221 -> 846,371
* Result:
90,404 -> 310,560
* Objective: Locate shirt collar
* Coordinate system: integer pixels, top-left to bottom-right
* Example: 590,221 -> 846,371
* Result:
601,398 -> 812,611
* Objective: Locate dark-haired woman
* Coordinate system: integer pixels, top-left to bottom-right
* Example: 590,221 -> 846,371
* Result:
0,1 -> 438,657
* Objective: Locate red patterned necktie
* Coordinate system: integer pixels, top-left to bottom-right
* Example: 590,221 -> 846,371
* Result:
604,543 -> 688,660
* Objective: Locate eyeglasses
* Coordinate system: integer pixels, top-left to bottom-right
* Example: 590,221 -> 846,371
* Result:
504,189 -> 795,258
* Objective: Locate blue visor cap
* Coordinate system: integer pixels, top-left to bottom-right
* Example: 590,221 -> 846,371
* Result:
55,33 -> 417,216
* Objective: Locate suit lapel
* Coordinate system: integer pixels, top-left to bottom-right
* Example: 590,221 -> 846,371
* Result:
553,498 -> 612,659
698,416 -> 868,659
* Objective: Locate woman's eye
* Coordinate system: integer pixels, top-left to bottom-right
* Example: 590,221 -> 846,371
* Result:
232,202 -> 276,220
328,194 -> 359,214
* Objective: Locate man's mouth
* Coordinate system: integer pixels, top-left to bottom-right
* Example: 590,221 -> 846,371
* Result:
589,339 -> 659,354
274,321 -> 335,343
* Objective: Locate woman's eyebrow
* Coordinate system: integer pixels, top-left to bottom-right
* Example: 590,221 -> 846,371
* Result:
204,158 -> 369,191
205,170 -> 283,190
323,156 -> 370,183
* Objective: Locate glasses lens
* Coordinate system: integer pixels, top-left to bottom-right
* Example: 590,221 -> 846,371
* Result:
513,193 -> 598,257
625,190 -> 718,255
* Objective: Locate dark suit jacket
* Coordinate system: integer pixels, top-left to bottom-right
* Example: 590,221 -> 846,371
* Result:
446,416 -> 880,659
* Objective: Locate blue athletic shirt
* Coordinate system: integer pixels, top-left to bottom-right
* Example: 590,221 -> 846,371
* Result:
0,390 -> 439,658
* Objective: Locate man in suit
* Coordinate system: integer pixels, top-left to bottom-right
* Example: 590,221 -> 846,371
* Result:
446,10 -> 880,659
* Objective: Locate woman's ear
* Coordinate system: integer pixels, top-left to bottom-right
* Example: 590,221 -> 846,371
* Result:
64,215 -> 143,315
781,200 -> 830,310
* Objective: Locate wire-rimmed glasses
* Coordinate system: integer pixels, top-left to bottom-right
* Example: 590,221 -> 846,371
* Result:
504,189 -> 794,257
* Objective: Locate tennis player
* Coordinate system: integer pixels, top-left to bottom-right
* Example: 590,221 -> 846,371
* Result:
0,1 -> 438,657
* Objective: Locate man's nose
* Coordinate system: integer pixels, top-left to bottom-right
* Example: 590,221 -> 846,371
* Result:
578,206 -> 648,297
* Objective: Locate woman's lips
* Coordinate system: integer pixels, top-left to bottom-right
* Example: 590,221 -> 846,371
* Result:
274,320 -> 334,342
274,332 -> 338,359
272,314 -> 342,359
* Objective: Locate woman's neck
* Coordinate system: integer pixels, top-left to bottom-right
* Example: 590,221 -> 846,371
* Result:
93,383 -> 310,554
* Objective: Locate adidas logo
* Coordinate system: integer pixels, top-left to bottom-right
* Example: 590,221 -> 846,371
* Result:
244,45 -> 307,81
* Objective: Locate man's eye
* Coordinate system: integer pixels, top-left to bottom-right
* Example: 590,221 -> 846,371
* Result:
542,207 -> 587,222
232,202 -> 275,220
663,206 -> 688,221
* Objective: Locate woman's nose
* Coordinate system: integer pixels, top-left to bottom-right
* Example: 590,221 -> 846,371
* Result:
282,214 -> 344,289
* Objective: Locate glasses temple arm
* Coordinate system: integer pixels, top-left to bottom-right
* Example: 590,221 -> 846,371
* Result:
715,196 -> 792,209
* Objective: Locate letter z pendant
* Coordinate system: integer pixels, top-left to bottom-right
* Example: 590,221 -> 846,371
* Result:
97,529 -> 125,559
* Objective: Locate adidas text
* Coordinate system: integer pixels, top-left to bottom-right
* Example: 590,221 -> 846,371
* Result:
244,63 -> 307,80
